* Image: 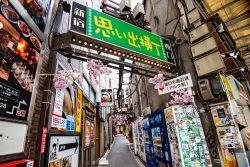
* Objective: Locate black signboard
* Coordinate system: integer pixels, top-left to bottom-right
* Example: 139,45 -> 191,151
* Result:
217,108 -> 226,118
70,2 -> 87,34
0,2 -> 41,121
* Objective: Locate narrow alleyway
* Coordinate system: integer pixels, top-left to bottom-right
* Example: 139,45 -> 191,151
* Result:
102,134 -> 139,167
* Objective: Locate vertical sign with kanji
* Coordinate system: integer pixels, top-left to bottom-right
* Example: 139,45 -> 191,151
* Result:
75,88 -> 83,132
69,1 -> 175,64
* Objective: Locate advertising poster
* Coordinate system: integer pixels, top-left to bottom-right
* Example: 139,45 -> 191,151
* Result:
47,134 -> 79,167
100,89 -> 113,106
84,119 -> 94,147
0,1 -> 41,121
15,0 -> 51,32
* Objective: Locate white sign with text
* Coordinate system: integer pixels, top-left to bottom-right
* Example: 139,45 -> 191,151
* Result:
158,73 -> 193,95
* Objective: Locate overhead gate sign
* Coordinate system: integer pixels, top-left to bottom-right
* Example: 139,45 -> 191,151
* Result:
158,73 -> 193,95
69,1 -> 175,66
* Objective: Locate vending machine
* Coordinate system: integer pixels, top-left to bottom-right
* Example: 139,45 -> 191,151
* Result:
142,117 -> 156,167
164,105 -> 212,167
133,117 -> 146,162
149,110 -> 172,167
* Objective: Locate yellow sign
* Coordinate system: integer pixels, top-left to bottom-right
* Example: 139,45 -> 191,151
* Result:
220,74 -> 233,98
75,88 -> 83,132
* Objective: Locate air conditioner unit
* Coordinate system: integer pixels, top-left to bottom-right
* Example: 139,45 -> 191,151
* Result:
132,3 -> 145,20
120,0 -> 131,12
227,75 -> 249,105
189,23 -> 210,43
142,107 -> 151,116
191,37 -> 218,57
187,8 -> 201,25
198,79 -> 214,100
194,51 -> 225,76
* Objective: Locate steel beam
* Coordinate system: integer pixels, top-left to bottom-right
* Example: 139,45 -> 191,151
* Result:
230,23 -> 250,32
226,10 -> 250,26
59,49 -> 175,78
211,0 -> 240,15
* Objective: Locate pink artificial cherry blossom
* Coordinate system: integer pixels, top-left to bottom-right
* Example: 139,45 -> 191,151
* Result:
149,73 -> 165,89
87,59 -> 112,83
169,88 -> 193,105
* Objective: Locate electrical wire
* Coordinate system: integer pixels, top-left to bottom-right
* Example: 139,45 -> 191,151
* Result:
120,75 -> 142,101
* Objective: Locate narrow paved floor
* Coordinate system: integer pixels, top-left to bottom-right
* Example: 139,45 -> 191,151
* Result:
106,134 -> 138,167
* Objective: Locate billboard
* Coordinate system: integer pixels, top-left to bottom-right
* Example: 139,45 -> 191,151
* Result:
0,2 -> 41,121
69,1 -> 175,65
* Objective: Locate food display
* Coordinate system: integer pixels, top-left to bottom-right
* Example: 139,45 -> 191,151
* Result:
1,5 -> 19,23
30,33 -> 41,49
17,0 -> 51,32
18,21 -> 30,37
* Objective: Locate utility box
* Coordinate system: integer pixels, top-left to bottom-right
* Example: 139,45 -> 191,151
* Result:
187,8 -> 201,25
132,3 -> 145,20
0,121 -> 27,156
189,23 -> 210,43
194,51 -> 225,76
120,0 -> 131,12
191,37 -> 218,57
198,79 -> 214,100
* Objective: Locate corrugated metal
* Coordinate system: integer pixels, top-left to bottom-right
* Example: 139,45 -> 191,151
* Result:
202,0 -> 250,56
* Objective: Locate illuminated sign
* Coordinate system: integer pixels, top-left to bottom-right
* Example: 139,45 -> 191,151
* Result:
69,1 -> 175,66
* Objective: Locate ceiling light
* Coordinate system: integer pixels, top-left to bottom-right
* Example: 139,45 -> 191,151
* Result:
83,41 -> 88,46
104,48 -> 108,51
122,53 -> 126,56
72,38 -> 76,42
114,51 -> 117,54
240,67 -> 245,71
94,44 -> 98,48
99,46 -> 103,50
109,49 -> 113,53
89,43 -> 93,47
118,52 -> 121,55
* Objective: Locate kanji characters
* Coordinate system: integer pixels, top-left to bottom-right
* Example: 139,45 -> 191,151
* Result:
128,32 -> 140,48
140,36 -> 152,51
94,16 -> 113,38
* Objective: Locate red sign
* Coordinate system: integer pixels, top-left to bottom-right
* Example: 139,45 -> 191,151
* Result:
41,128 -> 48,154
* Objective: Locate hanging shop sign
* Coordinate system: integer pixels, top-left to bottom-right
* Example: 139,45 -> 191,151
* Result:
9,0 -> 51,34
75,88 -> 82,132
47,134 -> 79,167
0,2 -> 41,121
41,127 -> 48,154
69,1 -> 175,66
100,89 -> 113,107
158,73 -> 193,95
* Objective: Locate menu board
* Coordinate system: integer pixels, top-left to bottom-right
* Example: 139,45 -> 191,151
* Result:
0,1 -> 41,121
15,0 -> 51,33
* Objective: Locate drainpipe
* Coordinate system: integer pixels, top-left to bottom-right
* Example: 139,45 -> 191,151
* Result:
136,75 -> 143,117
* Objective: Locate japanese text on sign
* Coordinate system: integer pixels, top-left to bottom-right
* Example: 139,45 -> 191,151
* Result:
69,2 -> 171,63
158,73 -> 193,95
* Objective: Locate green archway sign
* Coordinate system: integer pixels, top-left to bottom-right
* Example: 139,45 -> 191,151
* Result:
69,1 -> 175,68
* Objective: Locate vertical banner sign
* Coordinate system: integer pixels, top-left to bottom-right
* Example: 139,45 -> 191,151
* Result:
0,2 -> 42,121
53,89 -> 64,116
100,89 -> 113,106
41,127 -> 48,154
69,1 -> 175,65
75,88 -> 82,132
158,73 -> 193,95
